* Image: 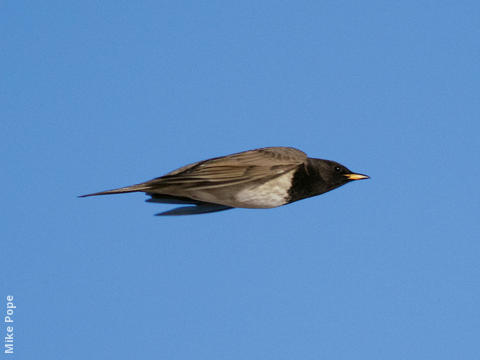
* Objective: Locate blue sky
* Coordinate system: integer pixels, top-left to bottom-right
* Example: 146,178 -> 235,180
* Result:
2,1 -> 479,359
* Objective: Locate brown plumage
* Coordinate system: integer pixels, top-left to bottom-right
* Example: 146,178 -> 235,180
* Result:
80,147 -> 369,215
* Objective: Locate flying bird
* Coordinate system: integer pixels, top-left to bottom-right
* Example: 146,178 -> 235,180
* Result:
80,147 -> 369,215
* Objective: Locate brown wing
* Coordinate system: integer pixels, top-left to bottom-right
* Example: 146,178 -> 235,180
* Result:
146,147 -> 307,191
79,147 -> 307,198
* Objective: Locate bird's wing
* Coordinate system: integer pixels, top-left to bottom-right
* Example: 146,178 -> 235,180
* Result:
146,147 -> 307,191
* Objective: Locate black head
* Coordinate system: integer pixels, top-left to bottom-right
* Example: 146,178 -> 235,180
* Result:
287,158 -> 369,203
308,158 -> 369,192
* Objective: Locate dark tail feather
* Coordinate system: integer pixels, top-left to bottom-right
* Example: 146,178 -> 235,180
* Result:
79,184 -> 149,198
146,194 -> 202,205
155,204 -> 233,216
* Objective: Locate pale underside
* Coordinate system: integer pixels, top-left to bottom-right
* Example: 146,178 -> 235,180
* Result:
149,169 -> 297,208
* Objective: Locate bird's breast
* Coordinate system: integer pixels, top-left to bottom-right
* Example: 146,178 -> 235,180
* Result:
232,171 -> 295,208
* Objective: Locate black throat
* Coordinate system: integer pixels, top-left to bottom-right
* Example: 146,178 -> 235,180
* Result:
287,159 -> 331,203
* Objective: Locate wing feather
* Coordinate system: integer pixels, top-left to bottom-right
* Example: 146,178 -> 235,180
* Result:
145,147 -> 307,191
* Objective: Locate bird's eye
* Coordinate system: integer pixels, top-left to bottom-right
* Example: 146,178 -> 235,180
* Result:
334,166 -> 341,172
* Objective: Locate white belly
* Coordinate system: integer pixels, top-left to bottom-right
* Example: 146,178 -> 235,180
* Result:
233,172 -> 294,208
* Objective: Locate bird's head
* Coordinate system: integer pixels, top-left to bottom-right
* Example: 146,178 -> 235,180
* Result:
312,159 -> 370,191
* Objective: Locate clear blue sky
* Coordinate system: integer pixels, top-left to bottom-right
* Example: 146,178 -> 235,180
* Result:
2,1 -> 479,359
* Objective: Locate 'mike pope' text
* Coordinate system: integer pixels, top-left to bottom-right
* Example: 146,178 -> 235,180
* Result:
4,295 -> 15,354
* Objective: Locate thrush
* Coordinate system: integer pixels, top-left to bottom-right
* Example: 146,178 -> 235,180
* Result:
80,147 -> 369,215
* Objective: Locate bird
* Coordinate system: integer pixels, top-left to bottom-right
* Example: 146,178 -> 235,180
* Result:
79,146 -> 369,215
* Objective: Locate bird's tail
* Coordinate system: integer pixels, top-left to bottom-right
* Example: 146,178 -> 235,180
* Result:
78,183 -> 150,198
